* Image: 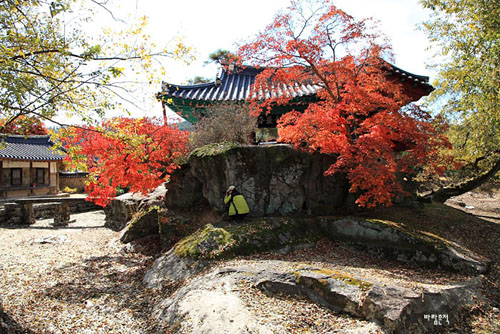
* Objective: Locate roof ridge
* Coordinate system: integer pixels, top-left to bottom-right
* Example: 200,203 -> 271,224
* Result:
1,134 -> 50,139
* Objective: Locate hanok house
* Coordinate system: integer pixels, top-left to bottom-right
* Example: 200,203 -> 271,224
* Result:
157,61 -> 434,142
0,135 -> 64,198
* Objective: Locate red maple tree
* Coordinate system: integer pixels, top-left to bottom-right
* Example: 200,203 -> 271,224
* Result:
238,0 -> 451,207
0,116 -> 48,135
58,117 -> 189,207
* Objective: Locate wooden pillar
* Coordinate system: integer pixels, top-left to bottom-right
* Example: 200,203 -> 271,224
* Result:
49,162 -> 58,194
30,161 -> 34,195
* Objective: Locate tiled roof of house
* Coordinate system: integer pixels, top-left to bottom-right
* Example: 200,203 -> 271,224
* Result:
160,66 -> 319,102
159,61 -> 433,103
0,135 -> 65,161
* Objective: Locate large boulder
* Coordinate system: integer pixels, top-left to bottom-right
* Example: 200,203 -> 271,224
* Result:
104,184 -> 167,231
165,143 -> 349,216
145,216 -> 489,289
104,192 -> 143,231
119,207 -> 160,243
318,217 -> 489,274
152,260 -> 479,334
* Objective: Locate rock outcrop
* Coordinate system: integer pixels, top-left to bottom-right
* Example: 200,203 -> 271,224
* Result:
165,143 -> 349,216
104,192 -> 143,231
104,184 -> 167,231
152,261 -> 479,334
145,211 -> 488,333
318,217 -> 489,274
119,207 -> 160,243
144,218 -> 319,287
145,216 -> 488,287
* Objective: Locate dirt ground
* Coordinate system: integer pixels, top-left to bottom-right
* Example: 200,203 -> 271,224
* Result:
1,186 -> 499,333
0,211 -> 161,334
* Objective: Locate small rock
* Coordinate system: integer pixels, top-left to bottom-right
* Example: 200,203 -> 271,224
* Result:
397,253 -> 408,262
32,235 -> 68,244
465,205 -> 475,210
278,245 -> 292,255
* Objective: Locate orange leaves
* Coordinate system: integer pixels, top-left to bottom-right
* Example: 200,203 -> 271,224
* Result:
0,116 -> 48,135
239,0 -> 451,208
60,117 -> 189,207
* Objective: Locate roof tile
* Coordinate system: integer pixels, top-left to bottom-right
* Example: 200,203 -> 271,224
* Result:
0,135 -> 65,161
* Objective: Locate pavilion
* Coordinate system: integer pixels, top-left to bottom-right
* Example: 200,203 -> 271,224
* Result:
157,61 -> 433,140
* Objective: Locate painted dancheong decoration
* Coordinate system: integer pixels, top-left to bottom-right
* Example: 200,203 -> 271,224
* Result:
157,62 -> 433,127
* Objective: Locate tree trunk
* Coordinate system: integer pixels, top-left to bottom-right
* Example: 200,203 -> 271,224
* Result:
419,157 -> 500,203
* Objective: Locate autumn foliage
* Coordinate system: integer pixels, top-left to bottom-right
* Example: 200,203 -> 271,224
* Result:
58,117 -> 189,207
0,116 -> 48,135
238,0 -> 451,207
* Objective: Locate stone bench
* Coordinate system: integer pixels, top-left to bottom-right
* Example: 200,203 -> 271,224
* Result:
3,197 -> 88,227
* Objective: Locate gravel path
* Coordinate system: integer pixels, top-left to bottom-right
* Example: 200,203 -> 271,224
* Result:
0,211 -> 156,334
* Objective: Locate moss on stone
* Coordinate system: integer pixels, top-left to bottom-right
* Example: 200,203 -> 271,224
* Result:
128,206 -> 159,228
174,224 -> 235,259
173,218 -> 320,260
121,206 -> 160,243
310,268 -> 373,291
365,218 -> 403,230
364,217 -> 457,252
190,142 -> 242,158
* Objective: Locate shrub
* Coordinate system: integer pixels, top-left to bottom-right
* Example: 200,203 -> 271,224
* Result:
62,186 -> 78,194
190,103 -> 257,148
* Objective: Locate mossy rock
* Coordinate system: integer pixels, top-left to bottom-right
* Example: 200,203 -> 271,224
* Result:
189,142 -> 242,158
319,216 -> 488,274
174,218 -> 320,260
308,268 -> 373,291
120,206 -> 160,243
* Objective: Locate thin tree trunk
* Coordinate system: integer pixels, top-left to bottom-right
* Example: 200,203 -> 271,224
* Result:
419,157 -> 500,203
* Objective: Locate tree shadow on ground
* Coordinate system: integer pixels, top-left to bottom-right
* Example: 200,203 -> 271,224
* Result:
42,255 -> 150,303
1,306 -> 35,334
33,255 -> 151,330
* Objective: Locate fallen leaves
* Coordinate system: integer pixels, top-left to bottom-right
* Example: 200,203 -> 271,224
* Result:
0,211 -> 158,333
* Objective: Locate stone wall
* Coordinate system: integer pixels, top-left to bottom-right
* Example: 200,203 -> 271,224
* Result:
59,173 -> 88,191
165,143 -> 350,216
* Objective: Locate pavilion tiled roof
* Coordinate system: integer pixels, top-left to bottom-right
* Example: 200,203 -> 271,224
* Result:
159,62 -> 433,103
0,135 -> 65,161
160,66 -> 319,102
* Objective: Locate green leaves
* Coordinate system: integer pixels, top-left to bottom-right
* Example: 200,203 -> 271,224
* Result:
421,0 -> 500,165
0,0 -> 193,133
80,45 -> 102,60
49,1 -> 66,17
108,67 -> 124,78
